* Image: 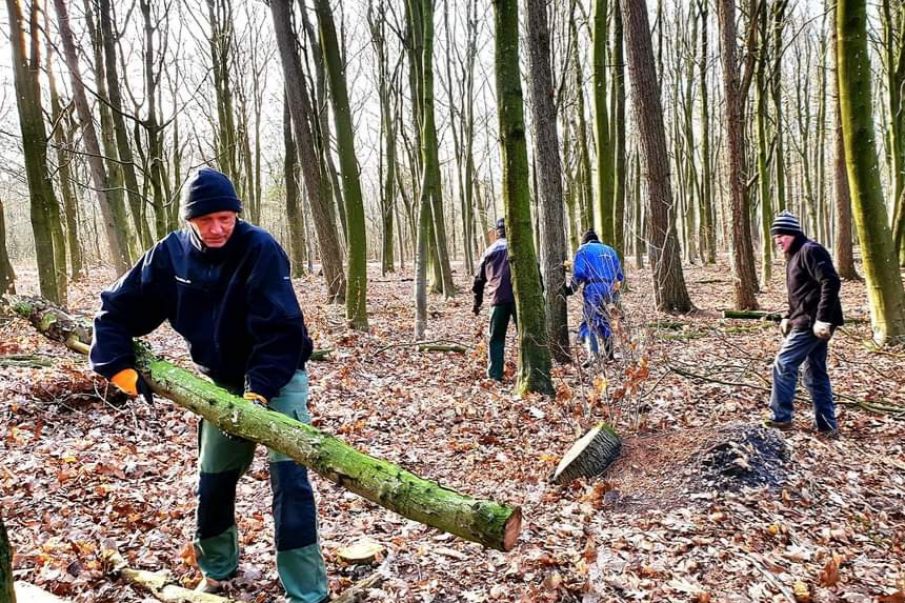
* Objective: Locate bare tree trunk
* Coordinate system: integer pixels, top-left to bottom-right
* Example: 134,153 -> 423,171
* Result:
205,0 -> 237,180
698,0 -> 716,264
0,199 -> 15,295
52,0 -> 131,275
270,0 -> 346,302
717,0 -> 759,309
621,0 -> 693,313
525,0 -> 570,363
612,3 -> 627,258
98,0 -> 152,250
283,94 -> 306,277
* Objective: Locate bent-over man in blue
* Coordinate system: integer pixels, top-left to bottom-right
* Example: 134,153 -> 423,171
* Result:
565,229 -> 625,362
89,167 -> 328,603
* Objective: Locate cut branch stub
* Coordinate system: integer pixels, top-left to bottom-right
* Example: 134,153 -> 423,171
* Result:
551,422 -> 622,484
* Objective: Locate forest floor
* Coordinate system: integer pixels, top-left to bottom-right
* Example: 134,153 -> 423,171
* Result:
1,256 -> 903,603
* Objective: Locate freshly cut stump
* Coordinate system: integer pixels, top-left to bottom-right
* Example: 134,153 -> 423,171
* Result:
551,423 -> 622,484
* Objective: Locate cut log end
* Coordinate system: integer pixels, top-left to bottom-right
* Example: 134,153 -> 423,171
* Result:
551,422 -> 622,485
502,508 -> 523,551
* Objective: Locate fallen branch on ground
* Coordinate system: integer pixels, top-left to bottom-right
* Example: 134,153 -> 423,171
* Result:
102,545 -> 235,602
667,362 -> 905,418
11,297 -> 522,551
371,339 -> 470,357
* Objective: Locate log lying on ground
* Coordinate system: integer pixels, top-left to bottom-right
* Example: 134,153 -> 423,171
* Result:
102,546 -> 234,603
551,422 -> 622,484
416,343 -> 466,354
10,297 -> 521,551
722,309 -> 869,324
12,582 -> 67,603
722,309 -> 782,321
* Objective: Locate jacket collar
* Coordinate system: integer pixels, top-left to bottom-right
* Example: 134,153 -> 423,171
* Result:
786,232 -> 807,258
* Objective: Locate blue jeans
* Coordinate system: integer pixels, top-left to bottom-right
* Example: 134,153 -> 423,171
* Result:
769,328 -> 836,431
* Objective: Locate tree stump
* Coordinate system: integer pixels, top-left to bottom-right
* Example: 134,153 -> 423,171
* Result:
551,423 -> 622,484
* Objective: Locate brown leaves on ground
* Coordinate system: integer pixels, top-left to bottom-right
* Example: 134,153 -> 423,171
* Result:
1,260 -> 903,602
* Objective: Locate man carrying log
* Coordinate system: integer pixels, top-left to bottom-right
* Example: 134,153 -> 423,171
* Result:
564,229 -> 624,364
89,167 -> 329,602
764,211 -> 843,438
472,218 -> 515,381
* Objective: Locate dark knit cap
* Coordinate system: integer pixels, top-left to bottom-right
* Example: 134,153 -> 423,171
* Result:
496,217 -> 506,237
181,167 -> 242,220
582,229 -> 600,244
770,211 -> 803,236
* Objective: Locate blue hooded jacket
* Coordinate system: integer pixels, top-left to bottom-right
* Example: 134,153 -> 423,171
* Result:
570,240 -> 624,339
89,220 -> 312,401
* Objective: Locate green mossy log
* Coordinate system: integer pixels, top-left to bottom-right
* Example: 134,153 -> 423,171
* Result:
1,512 -> 15,603
11,297 -> 522,551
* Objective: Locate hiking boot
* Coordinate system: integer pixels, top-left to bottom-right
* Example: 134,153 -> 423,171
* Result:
817,428 -> 839,440
195,577 -> 226,594
763,418 -> 793,431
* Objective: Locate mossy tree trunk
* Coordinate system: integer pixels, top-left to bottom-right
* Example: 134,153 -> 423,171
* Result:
492,0 -> 553,396
314,0 -> 369,330
0,510 -> 14,603
621,0 -> 694,313
592,0 -> 615,244
13,298 -> 522,552
7,0 -> 63,304
837,0 -> 905,344
830,0 -> 859,280
717,0 -> 759,309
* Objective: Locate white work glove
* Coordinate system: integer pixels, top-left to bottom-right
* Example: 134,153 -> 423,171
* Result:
813,320 -> 833,341
779,318 -> 791,337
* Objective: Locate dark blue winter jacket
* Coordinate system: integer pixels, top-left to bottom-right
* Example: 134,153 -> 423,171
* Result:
89,221 -> 312,401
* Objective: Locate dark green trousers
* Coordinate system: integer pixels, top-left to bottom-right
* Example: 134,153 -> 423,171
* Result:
488,303 -> 516,380
193,371 -> 327,603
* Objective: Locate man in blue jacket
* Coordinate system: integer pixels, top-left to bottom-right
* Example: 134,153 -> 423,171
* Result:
565,229 -> 625,363
472,218 -> 514,381
90,167 -> 328,603
765,211 -> 843,437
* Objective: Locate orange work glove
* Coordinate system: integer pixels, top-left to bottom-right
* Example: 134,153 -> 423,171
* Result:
110,368 -> 154,403
243,391 -> 268,407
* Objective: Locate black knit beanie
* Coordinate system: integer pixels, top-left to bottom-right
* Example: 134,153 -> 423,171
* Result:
181,167 -> 242,220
